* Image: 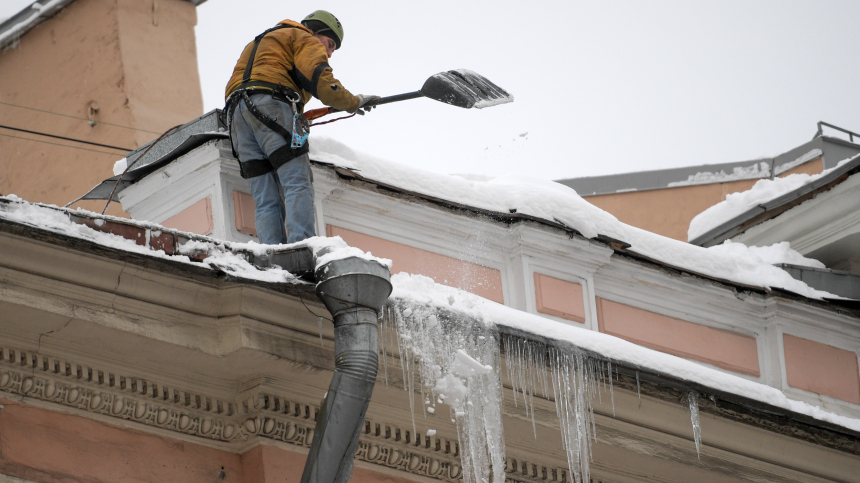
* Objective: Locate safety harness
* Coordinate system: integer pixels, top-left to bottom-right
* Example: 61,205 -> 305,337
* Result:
223,24 -> 312,179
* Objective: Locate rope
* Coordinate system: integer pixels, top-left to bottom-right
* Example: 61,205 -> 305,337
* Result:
311,113 -> 357,127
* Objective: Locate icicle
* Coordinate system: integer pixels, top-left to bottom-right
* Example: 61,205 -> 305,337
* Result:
380,307 -> 389,386
550,348 -> 598,483
392,301 -> 505,483
687,391 -> 702,459
317,316 -> 324,347
504,337 -> 545,439
635,371 -> 641,408
608,361 -> 615,417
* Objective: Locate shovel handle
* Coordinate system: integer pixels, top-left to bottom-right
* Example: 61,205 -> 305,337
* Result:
303,91 -> 426,121
364,91 -> 425,107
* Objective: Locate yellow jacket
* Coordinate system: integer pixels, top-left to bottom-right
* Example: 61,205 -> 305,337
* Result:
225,20 -> 360,113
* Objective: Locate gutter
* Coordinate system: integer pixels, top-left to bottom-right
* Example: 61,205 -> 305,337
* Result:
302,255 -> 392,482
494,323 -> 860,455
776,264 -> 860,300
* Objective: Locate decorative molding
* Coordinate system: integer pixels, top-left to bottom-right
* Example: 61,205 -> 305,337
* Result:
0,345 -> 478,482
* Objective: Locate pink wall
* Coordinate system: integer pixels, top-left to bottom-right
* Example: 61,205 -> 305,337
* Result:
243,445 -> 415,483
783,334 -> 860,404
162,196 -> 214,235
533,273 -> 585,323
0,398 -> 420,482
0,397 -> 245,482
328,225 -> 504,304
233,191 -> 257,236
597,298 -> 760,376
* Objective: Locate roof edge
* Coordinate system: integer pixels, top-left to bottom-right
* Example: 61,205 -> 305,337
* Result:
0,0 -> 207,51
689,155 -> 860,247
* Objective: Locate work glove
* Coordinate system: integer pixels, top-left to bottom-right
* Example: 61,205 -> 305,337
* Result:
355,94 -> 381,115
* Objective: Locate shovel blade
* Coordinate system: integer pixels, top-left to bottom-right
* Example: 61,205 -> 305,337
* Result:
420,70 -> 513,109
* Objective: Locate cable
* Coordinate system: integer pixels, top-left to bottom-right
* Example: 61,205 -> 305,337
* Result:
0,124 -> 133,151
0,100 -> 163,135
311,112 -> 357,127
0,132 -> 124,156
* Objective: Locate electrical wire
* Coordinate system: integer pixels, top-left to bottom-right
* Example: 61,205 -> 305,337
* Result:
0,100 -> 163,135
0,132 -> 124,156
0,124 -> 133,151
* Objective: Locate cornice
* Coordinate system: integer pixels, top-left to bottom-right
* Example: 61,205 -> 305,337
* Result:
0,344 -> 464,481
0,342 -> 598,483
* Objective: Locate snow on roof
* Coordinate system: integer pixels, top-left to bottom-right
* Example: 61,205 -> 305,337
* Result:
0,195 -> 389,284
309,137 -> 835,300
0,0 -> 208,50
392,272 -> 860,433
0,0 -> 74,49
688,154 -> 860,243
667,160 -> 771,187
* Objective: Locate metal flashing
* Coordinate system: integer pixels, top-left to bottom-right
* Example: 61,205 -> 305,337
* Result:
777,264 -> 860,300
0,0 -> 207,51
0,0 -> 76,50
78,110 -> 227,202
554,135 -> 860,197
555,158 -> 773,197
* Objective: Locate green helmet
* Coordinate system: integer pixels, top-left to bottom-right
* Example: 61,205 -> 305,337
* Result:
302,10 -> 344,50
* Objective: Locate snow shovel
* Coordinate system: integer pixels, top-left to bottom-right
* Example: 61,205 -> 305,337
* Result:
304,69 -> 513,122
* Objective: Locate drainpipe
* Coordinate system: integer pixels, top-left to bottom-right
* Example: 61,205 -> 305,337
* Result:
301,256 -> 392,483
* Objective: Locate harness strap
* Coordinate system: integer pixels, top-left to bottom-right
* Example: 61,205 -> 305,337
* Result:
240,90 -> 293,140
242,24 -> 295,84
227,23 -> 312,180
232,91 -> 310,179
238,158 -> 273,179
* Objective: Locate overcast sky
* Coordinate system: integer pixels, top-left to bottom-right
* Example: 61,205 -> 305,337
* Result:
4,1 -> 860,180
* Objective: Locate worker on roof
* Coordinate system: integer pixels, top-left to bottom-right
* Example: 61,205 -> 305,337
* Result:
224,10 -> 378,244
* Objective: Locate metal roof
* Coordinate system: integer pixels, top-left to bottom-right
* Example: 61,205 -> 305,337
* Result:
777,264 -> 860,300
689,155 -> 860,247
0,0 -> 207,50
555,136 -> 860,197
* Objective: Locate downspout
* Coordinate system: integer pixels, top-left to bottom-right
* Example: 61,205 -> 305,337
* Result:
301,256 -> 392,483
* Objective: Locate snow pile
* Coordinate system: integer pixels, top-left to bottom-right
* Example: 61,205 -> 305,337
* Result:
388,272 -> 860,481
707,240 -> 825,268
304,236 -> 392,270
667,161 -> 770,187
688,156 -> 858,242
113,157 -> 128,175
310,137 -> 834,300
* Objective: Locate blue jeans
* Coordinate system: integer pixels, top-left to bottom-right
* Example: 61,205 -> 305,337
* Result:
230,93 -> 316,245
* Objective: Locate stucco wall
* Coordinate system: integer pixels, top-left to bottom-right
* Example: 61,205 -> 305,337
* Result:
583,179 -> 760,241
0,0 -> 202,217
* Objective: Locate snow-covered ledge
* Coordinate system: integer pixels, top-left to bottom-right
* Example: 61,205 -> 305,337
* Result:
111,126 -> 860,425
